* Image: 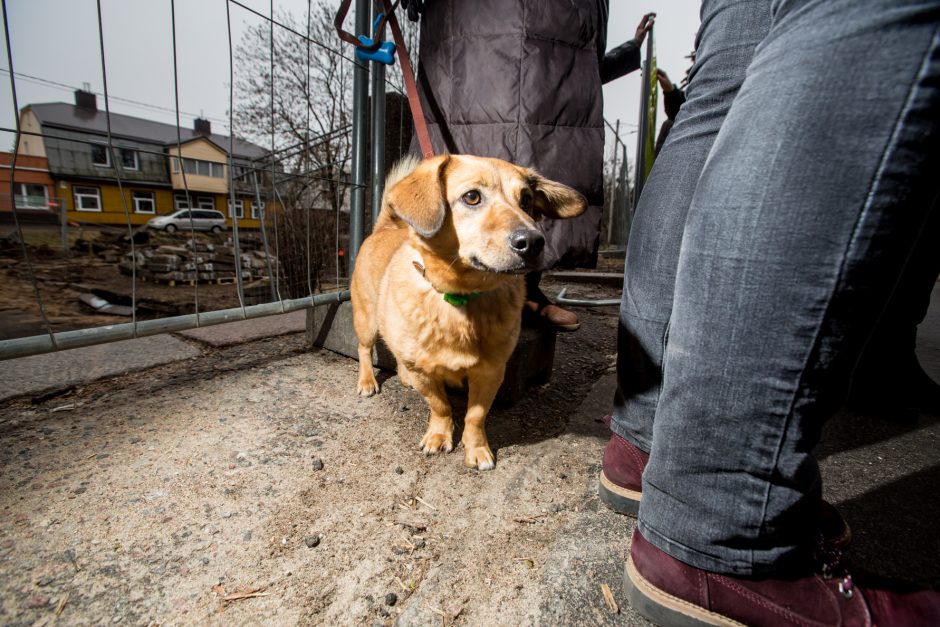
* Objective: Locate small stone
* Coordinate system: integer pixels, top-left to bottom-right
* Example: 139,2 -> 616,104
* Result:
130,437 -> 142,444
311,458 -> 324,471
24,594 -> 50,609
201,557 -> 210,565
243,531 -> 252,541
394,466 -> 404,475
72,487 -> 87,495
385,592 -> 398,606
413,538 -> 426,549
36,576 -> 54,587
304,535 -> 320,548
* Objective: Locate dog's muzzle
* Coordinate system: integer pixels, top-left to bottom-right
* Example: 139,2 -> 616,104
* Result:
509,228 -> 545,262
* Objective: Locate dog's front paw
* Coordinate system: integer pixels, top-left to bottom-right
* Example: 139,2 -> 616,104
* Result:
420,429 -> 453,455
464,445 -> 495,471
357,373 -> 379,397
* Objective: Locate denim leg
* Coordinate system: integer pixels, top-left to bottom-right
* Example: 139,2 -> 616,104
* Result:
611,0 -> 772,451
639,0 -> 940,575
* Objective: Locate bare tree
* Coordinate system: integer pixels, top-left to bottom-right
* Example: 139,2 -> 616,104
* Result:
234,2 -> 354,296
232,1 -> 419,296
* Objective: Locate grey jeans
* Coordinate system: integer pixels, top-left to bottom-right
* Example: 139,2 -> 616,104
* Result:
612,0 -> 940,574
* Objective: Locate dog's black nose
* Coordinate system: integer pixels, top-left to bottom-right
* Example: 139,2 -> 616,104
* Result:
509,228 -> 545,260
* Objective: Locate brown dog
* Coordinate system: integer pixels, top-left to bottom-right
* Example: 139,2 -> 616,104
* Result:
351,154 -> 586,470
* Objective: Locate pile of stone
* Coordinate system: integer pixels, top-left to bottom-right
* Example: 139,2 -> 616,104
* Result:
119,238 -> 278,285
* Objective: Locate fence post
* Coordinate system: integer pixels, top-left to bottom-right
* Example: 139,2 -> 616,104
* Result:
370,61 -> 386,230
58,198 -> 68,252
347,0 -> 371,273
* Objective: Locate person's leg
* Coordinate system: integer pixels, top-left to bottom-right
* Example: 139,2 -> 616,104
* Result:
601,0 -> 772,515
849,200 -> 940,417
610,0 -> 772,452
639,0 -> 940,575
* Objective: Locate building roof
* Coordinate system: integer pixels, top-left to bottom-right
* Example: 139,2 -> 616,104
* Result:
24,102 -> 268,161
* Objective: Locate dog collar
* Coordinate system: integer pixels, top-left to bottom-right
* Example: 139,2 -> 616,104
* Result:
412,260 -> 482,307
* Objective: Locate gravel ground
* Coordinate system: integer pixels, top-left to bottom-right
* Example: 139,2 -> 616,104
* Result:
0,277 -> 645,626
1,276 -> 938,626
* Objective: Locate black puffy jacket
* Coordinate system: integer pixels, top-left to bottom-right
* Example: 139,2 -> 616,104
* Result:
413,0 -> 641,268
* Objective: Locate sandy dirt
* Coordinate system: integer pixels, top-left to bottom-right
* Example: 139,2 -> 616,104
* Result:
0,267 -> 646,626
2,239 -> 939,626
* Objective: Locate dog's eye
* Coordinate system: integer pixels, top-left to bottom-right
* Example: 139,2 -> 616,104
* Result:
462,190 -> 482,206
520,192 -> 533,211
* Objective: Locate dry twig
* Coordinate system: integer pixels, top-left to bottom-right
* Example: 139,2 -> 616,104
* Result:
55,591 -> 70,616
223,588 -> 270,602
415,496 -> 437,510
601,583 -> 619,613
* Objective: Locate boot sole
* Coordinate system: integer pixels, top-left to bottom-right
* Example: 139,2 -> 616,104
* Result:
624,554 -> 746,627
598,469 -> 641,516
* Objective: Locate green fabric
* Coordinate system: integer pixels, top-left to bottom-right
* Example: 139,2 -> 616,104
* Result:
442,291 -> 482,307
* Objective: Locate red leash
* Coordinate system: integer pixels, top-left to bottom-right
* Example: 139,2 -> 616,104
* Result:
381,0 -> 434,159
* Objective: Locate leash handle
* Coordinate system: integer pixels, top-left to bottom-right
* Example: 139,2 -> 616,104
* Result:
335,0 -> 434,159
382,0 -> 435,159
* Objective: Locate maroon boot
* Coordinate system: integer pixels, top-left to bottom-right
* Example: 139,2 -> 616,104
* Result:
625,528 -> 940,627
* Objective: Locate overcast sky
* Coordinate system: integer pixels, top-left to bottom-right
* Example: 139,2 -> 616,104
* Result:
0,0 -> 700,169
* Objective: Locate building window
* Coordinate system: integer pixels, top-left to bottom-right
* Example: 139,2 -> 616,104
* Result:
120,149 -> 139,171
14,183 -> 48,209
234,165 -> 257,185
180,157 -> 224,178
174,193 -> 191,211
74,186 -> 102,212
197,196 -> 215,210
251,200 -> 261,220
91,144 -> 111,167
132,191 -> 155,214
227,198 -> 244,219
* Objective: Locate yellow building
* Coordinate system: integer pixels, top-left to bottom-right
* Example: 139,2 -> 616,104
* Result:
16,90 -> 275,230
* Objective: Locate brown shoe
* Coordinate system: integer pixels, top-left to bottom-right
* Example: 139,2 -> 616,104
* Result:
598,416 -> 852,549
524,299 -> 581,332
625,528 -> 940,627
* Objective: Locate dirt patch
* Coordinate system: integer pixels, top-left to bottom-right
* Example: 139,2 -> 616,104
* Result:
0,269 -> 646,625
0,227 -> 316,341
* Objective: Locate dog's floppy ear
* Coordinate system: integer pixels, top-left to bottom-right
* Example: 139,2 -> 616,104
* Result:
386,155 -> 451,238
528,173 -> 587,219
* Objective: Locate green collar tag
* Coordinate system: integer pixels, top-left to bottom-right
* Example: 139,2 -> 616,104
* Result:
442,291 -> 482,307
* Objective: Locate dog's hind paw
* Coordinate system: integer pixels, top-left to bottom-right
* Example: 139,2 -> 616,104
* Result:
464,445 -> 495,471
420,431 -> 453,454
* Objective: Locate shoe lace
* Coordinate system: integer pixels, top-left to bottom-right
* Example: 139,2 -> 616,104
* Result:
814,535 -> 855,599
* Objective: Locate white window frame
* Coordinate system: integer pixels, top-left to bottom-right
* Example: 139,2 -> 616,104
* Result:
132,190 -> 155,214
227,198 -> 244,219
174,193 -> 192,211
251,199 -> 261,220
14,183 -> 48,209
120,148 -> 139,171
91,144 -> 111,168
74,186 -> 102,212
197,196 -> 215,210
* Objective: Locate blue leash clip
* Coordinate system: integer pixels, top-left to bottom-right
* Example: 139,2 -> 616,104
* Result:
355,13 -> 396,65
